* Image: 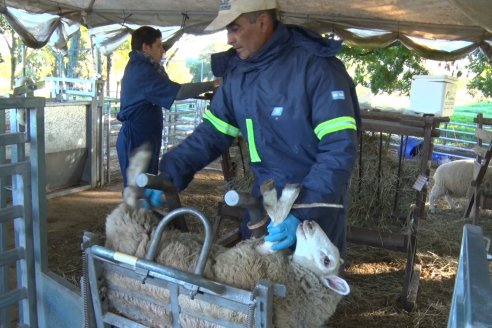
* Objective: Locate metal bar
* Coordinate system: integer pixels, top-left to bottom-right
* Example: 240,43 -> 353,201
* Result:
90,245 -> 225,295
168,283 -> 181,328
0,247 -> 25,266
0,132 -> 28,146
0,162 -> 30,177
0,98 -> 45,110
13,166 -> 37,326
145,207 -> 214,276
87,252 -> 106,328
347,226 -> 407,252
8,106 -> 38,327
254,281 -> 275,328
26,105 -> 45,325
362,119 -> 441,137
102,261 -> 259,308
0,107 -> 8,327
438,131 -> 477,138
103,312 -> 148,328
0,288 -> 27,309
0,205 -> 24,224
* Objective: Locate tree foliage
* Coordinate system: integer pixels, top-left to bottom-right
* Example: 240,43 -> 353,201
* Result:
338,42 -> 428,95
23,45 -> 57,80
465,49 -> 492,99
0,16 -> 9,64
187,57 -> 214,83
0,14 -> 18,89
185,42 -> 228,82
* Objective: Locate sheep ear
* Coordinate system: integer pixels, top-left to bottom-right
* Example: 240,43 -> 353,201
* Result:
321,275 -> 350,296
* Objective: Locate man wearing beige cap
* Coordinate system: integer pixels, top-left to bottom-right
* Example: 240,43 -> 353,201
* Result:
159,0 -> 361,260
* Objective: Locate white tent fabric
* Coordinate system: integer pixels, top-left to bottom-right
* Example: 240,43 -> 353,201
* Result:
1,0 -> 492,60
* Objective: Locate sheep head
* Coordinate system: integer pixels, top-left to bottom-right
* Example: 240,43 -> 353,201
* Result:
256,180 -> 300,255
293,220 -> 350,296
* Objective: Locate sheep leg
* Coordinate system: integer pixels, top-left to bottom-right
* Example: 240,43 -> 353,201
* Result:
124,143 -> 152,207
260,180 -> 300,225
260,180 -> 277,221
257,180 -> 300,255
276,183 -> 301,221
444,195 -> 457,209
428,185 -> 443,214
428,190 -> 437,213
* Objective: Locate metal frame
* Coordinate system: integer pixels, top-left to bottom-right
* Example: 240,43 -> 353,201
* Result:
448,224 -> 492,327
463,113 -> 492,223
83,208 -> 285,328
86,247 -> 283,328
0,97 -> 85,327
0,99 -> 41,327
353,111 -> 447,311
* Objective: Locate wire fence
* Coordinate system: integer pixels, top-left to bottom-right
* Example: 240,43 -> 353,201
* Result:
102,98 -> 211,184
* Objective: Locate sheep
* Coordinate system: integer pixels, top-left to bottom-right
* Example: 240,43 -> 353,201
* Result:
104,204 -> 348,328
102,145 -> 349,327
429,159 -> 492,213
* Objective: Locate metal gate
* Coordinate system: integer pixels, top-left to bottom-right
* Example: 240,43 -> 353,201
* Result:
0,98 -> 44,327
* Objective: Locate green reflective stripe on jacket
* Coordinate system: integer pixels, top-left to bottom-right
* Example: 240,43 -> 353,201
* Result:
202,110 -> 240,137
246,119 -> 261,162
314,116 -> 357,140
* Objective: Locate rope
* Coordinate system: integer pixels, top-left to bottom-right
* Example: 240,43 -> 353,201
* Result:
292,203 -> 343,209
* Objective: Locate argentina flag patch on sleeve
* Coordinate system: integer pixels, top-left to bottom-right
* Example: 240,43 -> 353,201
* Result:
331,90 -> 345,100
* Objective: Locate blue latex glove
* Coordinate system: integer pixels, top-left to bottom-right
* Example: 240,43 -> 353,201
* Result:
142,188 -> 166,209
264,214 -> 301,251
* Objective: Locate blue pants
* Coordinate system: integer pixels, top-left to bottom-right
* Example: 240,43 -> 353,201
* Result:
116,122 -> 161,186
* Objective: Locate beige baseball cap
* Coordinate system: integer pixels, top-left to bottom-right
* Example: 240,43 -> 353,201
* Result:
205,0 -> 277,32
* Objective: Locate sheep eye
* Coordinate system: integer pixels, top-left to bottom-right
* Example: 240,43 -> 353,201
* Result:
323,257 -> 330,266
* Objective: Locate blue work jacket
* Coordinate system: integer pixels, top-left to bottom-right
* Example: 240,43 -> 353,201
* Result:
117,51 -> 180,185
160,23 -> 361,256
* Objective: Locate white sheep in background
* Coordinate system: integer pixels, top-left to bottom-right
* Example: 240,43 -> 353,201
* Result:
104,203 -> 349,328
429,159 -> 492,213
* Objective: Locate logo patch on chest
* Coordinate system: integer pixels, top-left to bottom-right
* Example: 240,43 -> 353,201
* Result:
271,106 -> 284,117
331,90 -> 345,100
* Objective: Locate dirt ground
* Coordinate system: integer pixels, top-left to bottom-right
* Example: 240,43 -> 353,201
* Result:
46,169 -> 492,328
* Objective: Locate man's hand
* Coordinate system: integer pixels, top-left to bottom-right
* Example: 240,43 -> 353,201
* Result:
142,188 -> 166,209
264,214 -> 301,251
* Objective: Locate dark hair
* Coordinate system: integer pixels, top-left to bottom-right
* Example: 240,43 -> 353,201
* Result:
131,26 -> 162,51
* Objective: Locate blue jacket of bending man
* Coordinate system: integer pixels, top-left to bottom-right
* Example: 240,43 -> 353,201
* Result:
159,1 -> 361,260
117,26 -> 216,187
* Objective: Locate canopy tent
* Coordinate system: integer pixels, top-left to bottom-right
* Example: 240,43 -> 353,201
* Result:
1,0 -> 492,60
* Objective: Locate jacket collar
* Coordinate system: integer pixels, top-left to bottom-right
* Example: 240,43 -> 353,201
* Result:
211,22 -> 343,76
